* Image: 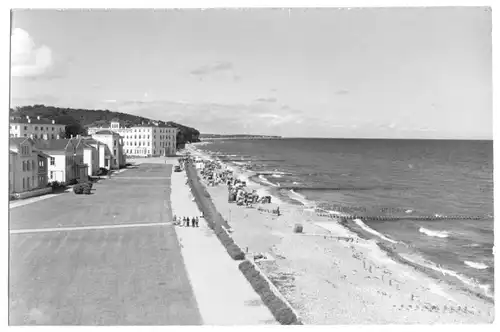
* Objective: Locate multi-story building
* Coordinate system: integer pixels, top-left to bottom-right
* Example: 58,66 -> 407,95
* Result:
35,138 -> 87,183
82,137 -> 112,171
91,130 -> 125,169
37,151 -> 50,188
88,118 -> 177,157
10,115 -> 66,139
79,138 -> 101,176
9,137 -> 48,193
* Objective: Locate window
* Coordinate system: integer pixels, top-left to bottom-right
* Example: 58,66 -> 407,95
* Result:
50,157 -> 55,165
23,178 -> 25,189
147,142 -> 150,146
34,134 -> 38,139
52,127 -> 54,131
24,134 -> 27,137
41,127 -> 44,131
24,126 -> 27,130
35,126 -> 38,130
22,161 -> 26,171
50,171 -> 53,179
27,177 -> 30,189
32,176 -> 35,187
32,160 -> 35,170
114,140 -> 116,146
114,149 -> 117,155
39,160 -> 43,167
51,134 -> 55,139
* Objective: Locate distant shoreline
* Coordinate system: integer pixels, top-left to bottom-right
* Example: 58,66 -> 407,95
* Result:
199,136 -> 283,141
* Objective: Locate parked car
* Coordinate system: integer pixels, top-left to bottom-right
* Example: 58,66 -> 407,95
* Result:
174,165 -> 182,172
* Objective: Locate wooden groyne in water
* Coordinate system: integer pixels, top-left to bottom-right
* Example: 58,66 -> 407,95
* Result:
314,213 -> 488,221
279,186 -> 409,191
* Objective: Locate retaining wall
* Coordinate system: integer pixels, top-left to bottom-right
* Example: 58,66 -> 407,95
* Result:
185,163 -> 245,260
239,259 -> 302,325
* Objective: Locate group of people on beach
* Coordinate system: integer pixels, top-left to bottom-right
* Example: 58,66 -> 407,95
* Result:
173,215 -> 200,227
196,158 -> 276,208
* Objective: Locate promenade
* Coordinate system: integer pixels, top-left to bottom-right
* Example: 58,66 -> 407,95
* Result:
9,163 -> 202,325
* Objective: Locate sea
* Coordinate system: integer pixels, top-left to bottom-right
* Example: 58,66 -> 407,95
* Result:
196,138 -> 494,300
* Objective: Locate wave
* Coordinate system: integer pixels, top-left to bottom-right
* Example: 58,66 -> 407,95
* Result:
464,261 -> 489,270
462,243 -> 481,248
353,218 -> 398,244
419,227 -> 450,238
257,175 -> 278,187
397,252 -> 494,300
288,189 -> 314,207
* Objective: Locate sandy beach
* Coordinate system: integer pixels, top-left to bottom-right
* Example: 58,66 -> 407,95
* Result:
186,144 -> 495,324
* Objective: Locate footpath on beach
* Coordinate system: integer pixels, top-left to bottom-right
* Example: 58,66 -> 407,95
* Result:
167,158 -> 277,325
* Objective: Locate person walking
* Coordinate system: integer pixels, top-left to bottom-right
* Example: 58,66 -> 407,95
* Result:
191,217 -> 196,228
186,217 -> 190,227
195,217 -> 199,227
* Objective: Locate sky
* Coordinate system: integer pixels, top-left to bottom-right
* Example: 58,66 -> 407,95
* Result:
10,8 -> 492,139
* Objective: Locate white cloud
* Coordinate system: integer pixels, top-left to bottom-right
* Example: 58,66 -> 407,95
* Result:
103,99 -> 117,103
11,28 -> 53,78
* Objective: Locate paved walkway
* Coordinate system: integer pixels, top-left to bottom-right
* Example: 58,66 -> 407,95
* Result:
169,159 -> 277,325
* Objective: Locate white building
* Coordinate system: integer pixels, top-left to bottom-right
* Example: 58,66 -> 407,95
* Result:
10,115 -> 66,139
34,138 -> 87,184
88,118 -> 177,157
91,130 -> 125,169
79,138 -> 102,176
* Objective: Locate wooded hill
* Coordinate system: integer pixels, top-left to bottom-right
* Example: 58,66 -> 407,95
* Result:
10,105 -> 201,146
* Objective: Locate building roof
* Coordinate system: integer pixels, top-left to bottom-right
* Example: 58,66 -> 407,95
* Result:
34,139 -> 73,151
94,124 -> 111,129
9,137 -> 30,147
81,137 -> 99,145
37,151 -> 51,159
10,117 -> 64,125
94,130 -> 119,135
9,137 -> 37,151
9,150 -> 18,155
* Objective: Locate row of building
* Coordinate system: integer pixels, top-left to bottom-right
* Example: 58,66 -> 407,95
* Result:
9,134 -> 124,194
87,118 -> 178,157
9,116 -> 179,195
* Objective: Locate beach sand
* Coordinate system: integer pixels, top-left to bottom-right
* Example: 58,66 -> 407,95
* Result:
186,145 -> 495,324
